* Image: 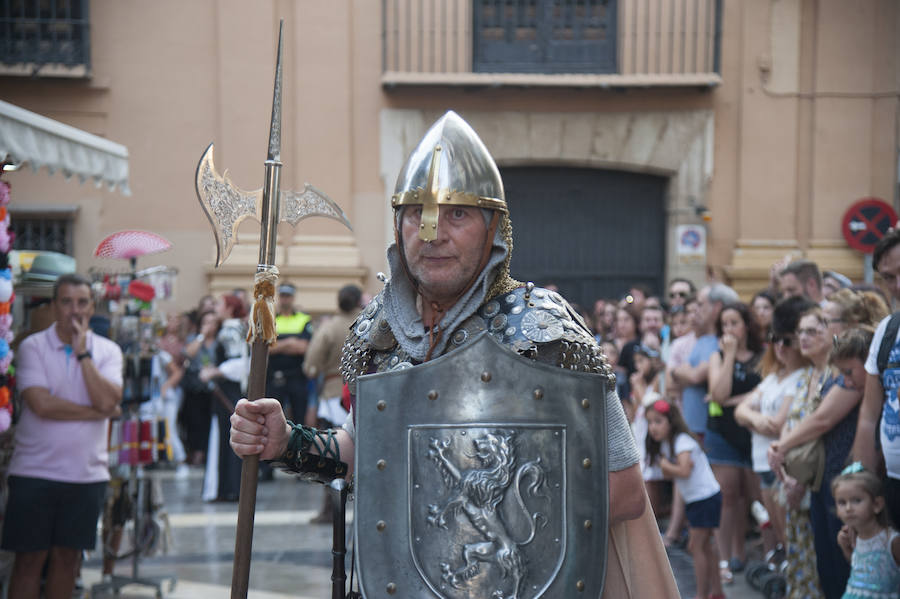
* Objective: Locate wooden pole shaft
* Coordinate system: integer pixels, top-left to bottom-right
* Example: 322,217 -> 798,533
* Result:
230,338 -> 270,599
331,479 -> 349,599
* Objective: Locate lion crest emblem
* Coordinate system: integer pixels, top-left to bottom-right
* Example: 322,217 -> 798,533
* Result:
409,425 -> 565,599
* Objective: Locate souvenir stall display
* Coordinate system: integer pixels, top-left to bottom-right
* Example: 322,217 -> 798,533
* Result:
2,101 -> 133,595
0,178 -> 14,437
89,230 -> 178,598
0,177 -> 16,589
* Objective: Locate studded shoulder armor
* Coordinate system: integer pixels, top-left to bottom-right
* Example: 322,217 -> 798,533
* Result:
475,284 -> 616,384
341,285 -> 615,395
340,292 -> 390,395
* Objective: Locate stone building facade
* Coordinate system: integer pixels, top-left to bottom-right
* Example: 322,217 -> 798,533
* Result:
2,0 -> 897,313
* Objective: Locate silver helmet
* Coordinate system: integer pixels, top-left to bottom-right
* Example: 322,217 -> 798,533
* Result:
391,111 -> 507,242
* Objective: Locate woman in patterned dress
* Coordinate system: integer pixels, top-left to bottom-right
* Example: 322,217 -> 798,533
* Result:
769,293 -> 887,599
769,303 -> 825,599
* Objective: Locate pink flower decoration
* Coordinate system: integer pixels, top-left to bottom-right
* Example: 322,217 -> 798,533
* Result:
0,228 -> 10,253
0,313 -> 12,341
0,407 -> 12,432
0,181 -> 9,206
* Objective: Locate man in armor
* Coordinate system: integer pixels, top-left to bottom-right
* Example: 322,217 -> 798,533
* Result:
230,111 -> 678,597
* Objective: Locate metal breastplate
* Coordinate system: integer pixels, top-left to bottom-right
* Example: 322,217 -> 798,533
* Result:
340,285 -> 615,395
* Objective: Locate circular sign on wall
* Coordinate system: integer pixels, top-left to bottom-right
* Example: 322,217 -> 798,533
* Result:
842,198 -> 897,254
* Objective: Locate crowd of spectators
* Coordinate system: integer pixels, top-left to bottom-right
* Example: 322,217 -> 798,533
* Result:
147,283 -> 365,507
101,246 -> 900,597
585,249 -> 900,599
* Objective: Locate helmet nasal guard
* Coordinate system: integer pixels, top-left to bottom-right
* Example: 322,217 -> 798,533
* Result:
391,111 -> 506,242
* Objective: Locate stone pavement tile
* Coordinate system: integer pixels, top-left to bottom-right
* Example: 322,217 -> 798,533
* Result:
83,469 -> 771,599
665,541 -> 772,599
82,567 -> 323,599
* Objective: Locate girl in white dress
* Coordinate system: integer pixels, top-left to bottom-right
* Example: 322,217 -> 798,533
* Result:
646,399 -> 724,599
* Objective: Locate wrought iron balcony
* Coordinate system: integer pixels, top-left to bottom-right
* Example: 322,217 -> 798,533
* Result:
0,0 -> 90,77
383,0 -> 721,87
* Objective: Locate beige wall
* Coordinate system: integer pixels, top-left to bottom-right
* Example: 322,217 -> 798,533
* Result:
3,0 -> 898,315
723,0 -> 899,296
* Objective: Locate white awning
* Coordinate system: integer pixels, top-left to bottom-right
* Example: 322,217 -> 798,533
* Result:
0,99 -> 130,195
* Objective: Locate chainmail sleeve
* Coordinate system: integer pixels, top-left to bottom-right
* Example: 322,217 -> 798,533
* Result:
604,387 -> 640,472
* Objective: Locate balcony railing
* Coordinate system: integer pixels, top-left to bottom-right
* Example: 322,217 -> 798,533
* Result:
0,0 -> 91,77
383,0 -> 721,87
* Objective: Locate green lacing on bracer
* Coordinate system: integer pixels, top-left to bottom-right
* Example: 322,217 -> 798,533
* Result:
267,420 -> 348,484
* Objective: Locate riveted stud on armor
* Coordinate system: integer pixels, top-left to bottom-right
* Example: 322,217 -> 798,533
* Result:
582,458 -> 592,469
581,398 -> 590,409
377,459 -> 386,470
584,519 -> 593,530
533,387 -> 544,400
481,371 -> 492,382
355,319 -> 372,336
387,582 -> 397,594
576,580 -> 585,592
376,520 -> 386,531
452,329 -> 468,345
377,401 -> 386,411
427,390 -> 438,401
524,281 -> 535,301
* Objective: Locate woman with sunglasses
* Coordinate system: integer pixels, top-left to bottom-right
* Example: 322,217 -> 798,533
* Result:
706,302 -> 764,582
769,297 -> 887,599
735,298 -> 812,568
764,302 -> 827,598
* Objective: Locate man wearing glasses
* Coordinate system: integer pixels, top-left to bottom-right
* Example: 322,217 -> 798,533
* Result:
667,278 -> 696,307
854,228 -> 900,530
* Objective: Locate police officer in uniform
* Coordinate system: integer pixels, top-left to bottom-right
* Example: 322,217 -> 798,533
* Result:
266,283 -> 313,426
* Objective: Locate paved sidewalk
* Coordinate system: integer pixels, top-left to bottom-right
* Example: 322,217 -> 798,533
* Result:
80,467 -> 774,598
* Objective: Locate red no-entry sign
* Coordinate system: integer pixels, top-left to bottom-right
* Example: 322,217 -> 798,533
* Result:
842,198 -> 897,254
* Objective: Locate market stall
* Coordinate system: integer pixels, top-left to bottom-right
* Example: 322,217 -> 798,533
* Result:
1,99 -> 133,597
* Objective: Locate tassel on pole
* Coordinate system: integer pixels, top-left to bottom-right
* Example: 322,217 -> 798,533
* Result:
248,266 -> 279,345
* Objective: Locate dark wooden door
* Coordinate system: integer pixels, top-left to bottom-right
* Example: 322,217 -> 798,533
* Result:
502,166 -> 667,310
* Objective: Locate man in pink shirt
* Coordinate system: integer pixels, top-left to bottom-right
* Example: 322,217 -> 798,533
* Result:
4,273 -> 122,599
